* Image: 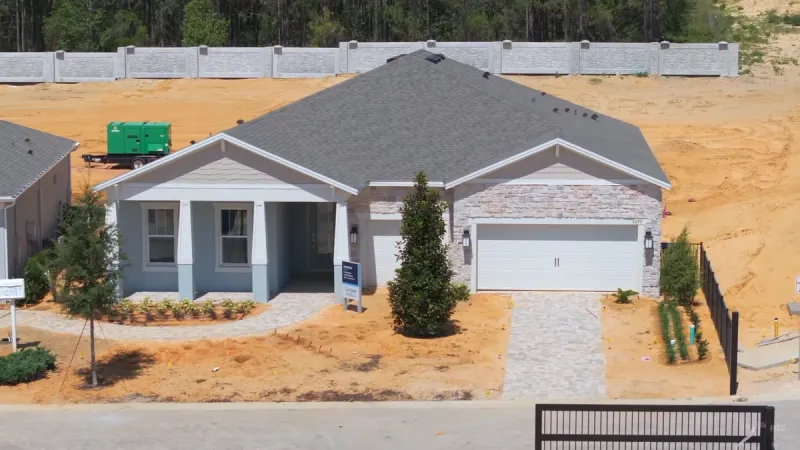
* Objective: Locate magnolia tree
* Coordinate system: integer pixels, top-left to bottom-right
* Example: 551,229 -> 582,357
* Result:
387,172 -> 457,337
53,188 -> 123,386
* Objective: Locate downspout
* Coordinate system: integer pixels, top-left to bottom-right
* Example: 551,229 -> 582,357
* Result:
2,204 -> 9,279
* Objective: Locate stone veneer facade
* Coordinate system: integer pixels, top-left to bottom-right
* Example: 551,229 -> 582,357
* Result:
347,183 -> 663,297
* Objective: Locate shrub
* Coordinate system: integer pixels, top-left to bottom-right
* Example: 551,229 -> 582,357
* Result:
201,300 -> 215,317
660,226 -> 700,306
388,172 -> 456,337
177,299 -> 195,316
614,288 -> 638,304
669,301 -> 690,361
118,299 -> 134,319
450,283 -> 470,302
23,249 -> 55,304
241,299 -> 255,311
658,301 -> 677,364
161,299 -> 174,312
138,298 -> 153,317
155,301 -> 170,317
233,302 -> 248,315
784,13 -> 800,26
697,338 -> 710,360
0,347 -> 57,385
222,301 -> 234,319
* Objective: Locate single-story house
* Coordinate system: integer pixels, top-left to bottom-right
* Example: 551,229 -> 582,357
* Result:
94,50 -> 670,303
1,121 -> 77,280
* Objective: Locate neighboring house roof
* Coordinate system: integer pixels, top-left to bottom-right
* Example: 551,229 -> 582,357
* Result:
95,50 -> 670,193
0,121 -> 78,200
225,49 -> 669,189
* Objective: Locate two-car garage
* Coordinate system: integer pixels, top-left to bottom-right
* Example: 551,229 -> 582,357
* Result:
474,222 -> 642,292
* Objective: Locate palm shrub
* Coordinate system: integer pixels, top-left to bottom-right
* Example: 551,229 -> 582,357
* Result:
387,172 -> 456,337
614,288 -> 638,304
0,347 -> 57,385
660,226 -> 700,307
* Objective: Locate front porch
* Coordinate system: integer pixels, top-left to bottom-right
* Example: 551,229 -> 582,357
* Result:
109,199 -> 351,303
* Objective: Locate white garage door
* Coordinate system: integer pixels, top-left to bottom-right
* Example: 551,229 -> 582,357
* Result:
476,224 -> 640,291
369,220 -> 402,286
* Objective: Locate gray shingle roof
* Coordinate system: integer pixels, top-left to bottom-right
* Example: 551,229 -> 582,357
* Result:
0,121 -> 77,199
225,50 -> 669,190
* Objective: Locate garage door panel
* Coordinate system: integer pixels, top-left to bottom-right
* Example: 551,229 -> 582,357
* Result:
476,223 -> 640,291
369,220 -> 402,286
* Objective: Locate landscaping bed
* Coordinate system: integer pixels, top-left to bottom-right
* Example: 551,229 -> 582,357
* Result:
0,289 -> 512,403
601,292 -> 730,399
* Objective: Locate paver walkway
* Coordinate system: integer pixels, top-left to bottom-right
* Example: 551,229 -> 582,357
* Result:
0,291 -> 334,341
503,292 -> 607,400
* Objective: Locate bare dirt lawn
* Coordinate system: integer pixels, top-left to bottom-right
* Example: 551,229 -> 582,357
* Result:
602,294 -> 731,399
0,290 -> 511,403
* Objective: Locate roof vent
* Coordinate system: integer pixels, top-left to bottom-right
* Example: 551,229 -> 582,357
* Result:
553,108 -> 559,113
591,113 -> 599,120
236,119 -> 244,125
190,140 -> 196,145
424,53 -> 446,63
482,71 -> 490,79
27,149 -> 33,155
24,137 -> 31,143
531,98 -> 536,103
565,107 -> 570,113
541,92 -> 546,96
582,112 -> 588,118
386,54 -> 406,63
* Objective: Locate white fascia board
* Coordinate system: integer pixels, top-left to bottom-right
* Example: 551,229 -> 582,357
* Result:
444,138 -> 671,190
368,181 -> 445,188
220,134 -> 359,195
93,134 -> 360,195
93,135 -> 225,192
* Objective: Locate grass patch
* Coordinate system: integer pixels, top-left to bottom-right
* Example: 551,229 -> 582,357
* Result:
588,77 -> 602,85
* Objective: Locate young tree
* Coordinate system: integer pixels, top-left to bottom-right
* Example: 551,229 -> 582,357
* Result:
660,225 -> 700,306
53,187 -> 122,387
387,171 -> 457,337
181,0 -> 229,47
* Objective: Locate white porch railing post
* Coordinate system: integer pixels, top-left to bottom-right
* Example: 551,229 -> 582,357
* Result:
252,201 -> 269,303
106,200 -> 122,300
333,201 -> 350,306
177,200 -> 195,300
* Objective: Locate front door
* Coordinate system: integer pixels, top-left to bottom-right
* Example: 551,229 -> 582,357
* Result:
308,203 -> 335,272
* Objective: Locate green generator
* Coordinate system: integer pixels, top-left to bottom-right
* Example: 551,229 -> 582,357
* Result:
84,122 -> 172,169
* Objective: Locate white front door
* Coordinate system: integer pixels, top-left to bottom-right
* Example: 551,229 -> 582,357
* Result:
476,224 -> 640,291
369,220 -> 402,286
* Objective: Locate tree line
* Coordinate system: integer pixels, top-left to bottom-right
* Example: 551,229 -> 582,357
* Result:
1,0 -> 725,52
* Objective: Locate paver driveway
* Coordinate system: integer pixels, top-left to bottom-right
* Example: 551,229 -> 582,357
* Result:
503,292 -> 607,400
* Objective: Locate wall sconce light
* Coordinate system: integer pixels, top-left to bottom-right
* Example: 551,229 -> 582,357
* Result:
349,226 -> 358,244
644,231 -> 653,250
462,229 -> 471,248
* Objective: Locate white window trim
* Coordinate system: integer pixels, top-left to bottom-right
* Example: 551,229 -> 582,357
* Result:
213,202 -> 254,273
141,202 -> 179,273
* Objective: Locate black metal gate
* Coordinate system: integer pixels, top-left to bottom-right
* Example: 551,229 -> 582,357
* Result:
535,404 -> 775,450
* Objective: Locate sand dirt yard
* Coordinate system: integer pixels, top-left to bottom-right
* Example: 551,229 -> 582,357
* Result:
0,291 -> 511,403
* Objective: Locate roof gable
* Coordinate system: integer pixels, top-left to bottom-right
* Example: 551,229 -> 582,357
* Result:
0,121 -> 78,199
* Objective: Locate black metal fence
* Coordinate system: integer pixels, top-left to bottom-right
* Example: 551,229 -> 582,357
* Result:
535,403 -> 775,450
699,243 -> 740,396
661,241 -> 740,396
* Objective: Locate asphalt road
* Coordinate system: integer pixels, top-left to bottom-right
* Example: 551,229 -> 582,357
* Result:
0,400 -> 797,449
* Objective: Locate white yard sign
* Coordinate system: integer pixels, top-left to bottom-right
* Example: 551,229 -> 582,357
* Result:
796,275 -> 800,295
0,279 -> 24,353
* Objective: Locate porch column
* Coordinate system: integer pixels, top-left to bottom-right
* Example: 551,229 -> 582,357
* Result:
252,201 -> 269,303
333,200 -> 350,305
105,200 -> 122,299
177,200 -> 195,300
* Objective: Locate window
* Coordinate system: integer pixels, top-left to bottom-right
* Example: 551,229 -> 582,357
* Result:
145,206 -> 176,267
219,209 -> 249,266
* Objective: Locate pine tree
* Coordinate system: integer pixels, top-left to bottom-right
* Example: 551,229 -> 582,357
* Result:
53,187 -> 123,387
181,0 -> 229,46
387,172 -> 456,337
660,225 -> 699,306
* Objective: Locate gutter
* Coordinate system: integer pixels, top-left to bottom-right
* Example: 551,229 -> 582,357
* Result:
2,204 -> 8,279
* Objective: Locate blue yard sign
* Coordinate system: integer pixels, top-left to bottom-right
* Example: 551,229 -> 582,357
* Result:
341,261 -> 363,313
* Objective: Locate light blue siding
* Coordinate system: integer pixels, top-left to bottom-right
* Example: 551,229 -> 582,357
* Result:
118,201 -> 179,294
119,200 -> 301,298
